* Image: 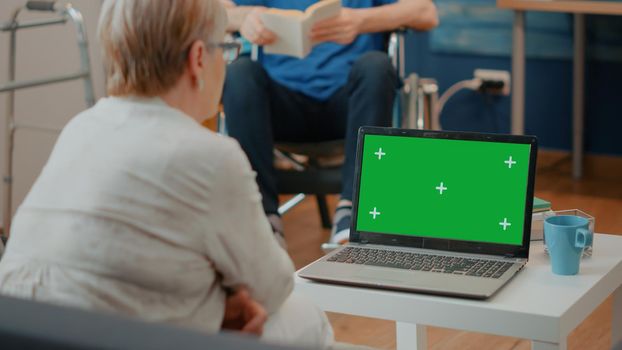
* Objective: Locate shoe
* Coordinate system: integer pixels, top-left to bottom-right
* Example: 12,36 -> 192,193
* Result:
323,205 -> 351,254
329,205 -> 352,244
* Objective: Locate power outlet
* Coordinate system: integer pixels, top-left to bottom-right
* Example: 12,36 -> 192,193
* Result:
474,69 -> 511,96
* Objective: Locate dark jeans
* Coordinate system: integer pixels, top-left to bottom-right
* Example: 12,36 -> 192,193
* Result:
223,51 -> 398,215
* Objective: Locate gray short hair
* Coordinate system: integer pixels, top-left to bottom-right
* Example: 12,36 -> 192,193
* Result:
98,0 -> 227,96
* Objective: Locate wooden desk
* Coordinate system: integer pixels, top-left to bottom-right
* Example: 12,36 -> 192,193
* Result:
498,0 -> 622,15
296,235 -> 622,350
497,0 -> 622,179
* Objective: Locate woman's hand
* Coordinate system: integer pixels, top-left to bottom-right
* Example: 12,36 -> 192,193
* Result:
221,287 -> 268,336
311,8 -> 364,45
240,7 -> 277,46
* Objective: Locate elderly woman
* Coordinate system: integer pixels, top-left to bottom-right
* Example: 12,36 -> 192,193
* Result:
0,0 -> 332,347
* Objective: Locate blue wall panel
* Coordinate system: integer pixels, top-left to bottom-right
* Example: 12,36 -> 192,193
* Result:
405,1 -> 622,156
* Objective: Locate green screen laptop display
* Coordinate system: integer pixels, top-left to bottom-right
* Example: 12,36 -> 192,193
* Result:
355,134 -> 532,246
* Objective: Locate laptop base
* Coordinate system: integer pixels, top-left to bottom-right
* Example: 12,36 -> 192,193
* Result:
299,243 -> 526,300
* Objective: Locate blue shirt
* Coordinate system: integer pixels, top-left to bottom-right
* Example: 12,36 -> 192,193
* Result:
233,0 -> 397,100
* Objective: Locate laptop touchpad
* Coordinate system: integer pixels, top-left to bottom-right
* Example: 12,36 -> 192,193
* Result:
355,267 -> 412,283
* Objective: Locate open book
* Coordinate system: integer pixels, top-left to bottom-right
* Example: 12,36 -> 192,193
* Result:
260,0 -> 342,58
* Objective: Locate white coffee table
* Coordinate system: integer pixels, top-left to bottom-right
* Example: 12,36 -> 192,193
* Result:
295,233 -> 622,350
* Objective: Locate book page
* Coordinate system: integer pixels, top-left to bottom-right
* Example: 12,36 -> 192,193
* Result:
306,0 -> 342,49
307,0 -> 341,23
263,8 -> 305,18
262,0 -> 342,58
261,12 -> 306,58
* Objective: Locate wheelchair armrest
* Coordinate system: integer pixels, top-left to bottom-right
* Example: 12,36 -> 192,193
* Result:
251,43 -> 260,61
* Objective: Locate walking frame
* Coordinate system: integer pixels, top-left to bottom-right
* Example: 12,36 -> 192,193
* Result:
0,1 -> 94,244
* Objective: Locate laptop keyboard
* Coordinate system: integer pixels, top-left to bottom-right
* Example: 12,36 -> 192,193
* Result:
327,247 -> 514,279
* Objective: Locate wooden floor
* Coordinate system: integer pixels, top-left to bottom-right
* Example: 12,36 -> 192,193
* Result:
280,151 -> 622,350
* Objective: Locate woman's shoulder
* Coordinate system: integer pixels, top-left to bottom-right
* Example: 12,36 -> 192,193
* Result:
179,124 -> 241,155
171,125 -> 249,171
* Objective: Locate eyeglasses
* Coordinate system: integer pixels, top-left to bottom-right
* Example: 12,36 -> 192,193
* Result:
207,42 -> 241,63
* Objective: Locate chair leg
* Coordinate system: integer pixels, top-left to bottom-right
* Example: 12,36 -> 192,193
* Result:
316,195 -> 332,229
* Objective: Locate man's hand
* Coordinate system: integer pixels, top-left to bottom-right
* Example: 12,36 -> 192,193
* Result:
221,288 -> 268,336
311,8 -> 364,45
240,7 -> 277,46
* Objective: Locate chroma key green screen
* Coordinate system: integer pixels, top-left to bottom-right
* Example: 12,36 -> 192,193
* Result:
355,134 -> 532,246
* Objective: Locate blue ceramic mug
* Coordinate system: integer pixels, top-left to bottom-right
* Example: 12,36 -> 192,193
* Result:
544,215 -> 593,275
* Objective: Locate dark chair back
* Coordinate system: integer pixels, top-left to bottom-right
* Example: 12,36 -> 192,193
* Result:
0,294 -> 300,350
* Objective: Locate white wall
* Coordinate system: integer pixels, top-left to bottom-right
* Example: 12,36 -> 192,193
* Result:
0,0 -> 105,226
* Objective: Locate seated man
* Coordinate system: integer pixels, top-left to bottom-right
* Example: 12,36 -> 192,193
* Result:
222,0 -> 438,243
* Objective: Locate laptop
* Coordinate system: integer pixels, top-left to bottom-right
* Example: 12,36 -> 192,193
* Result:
298,127 -> 538,299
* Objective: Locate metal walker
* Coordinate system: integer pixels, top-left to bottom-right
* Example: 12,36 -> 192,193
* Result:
0,1 -> 94,244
